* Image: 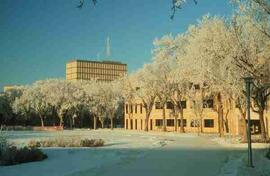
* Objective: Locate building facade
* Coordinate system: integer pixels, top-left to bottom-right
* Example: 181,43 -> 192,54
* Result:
124,98 -> 270,136
66,60 -> 127,82
3,85 -> 17,93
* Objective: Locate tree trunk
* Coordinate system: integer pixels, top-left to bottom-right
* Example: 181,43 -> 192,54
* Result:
265,116 -> 269,137
39,115 -> 44,127
217,93 -> 224,137
197,122 -> 200,136
258,110 -> 268,141
162,106 -> 166,132
144,110 -> 149,131
174,112 -> 178,132
200,115 -> 203,133
110,117 -> 113,130
179,109 -> 185,133
93,115 -> 97,130
59,115 -> 64,127
237,106 -> 247,142
240,117 -> 247,143
69,116 -> 73,129
100,119 -> 104,129
224,110 -> 230,133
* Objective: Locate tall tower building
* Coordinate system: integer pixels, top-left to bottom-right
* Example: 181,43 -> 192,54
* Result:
66,59 -> 127,82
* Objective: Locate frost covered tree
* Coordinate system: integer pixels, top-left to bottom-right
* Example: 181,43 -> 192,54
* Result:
83,81 -> 98,129
4,86 -> 25,124
178,13 -> 270,140
180,16 -> 240,136
152,34 -> 179,132
83,80 -> 108,129
43,80 -> 80,127
232,14 -> 270,141
150,13 -> 270,139
122,75 -> 137,122
0,95 -> 12,125
102,80 -> 124,130
12,86 -> 33,124
132,64 -> 158,131
11,82 -> 55,127
0,87 -> 24,125
65,81 -> 86,128
20,81 -> 52,127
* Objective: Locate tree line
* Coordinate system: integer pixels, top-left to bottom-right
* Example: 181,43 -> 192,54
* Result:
0,80 -> 124,130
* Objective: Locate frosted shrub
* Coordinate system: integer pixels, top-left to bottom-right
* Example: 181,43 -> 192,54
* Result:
28,138 -> 105,147
0,130 -> 47,166
0,146 -> 47,166
93,139 -> 105,147
80,139 -> 104,147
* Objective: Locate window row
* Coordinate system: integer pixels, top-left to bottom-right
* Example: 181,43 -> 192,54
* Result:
67,68 -> 117,74
74,67 -> 127,72
77,62 -> 126,70
126,104 -> 143,114
155,119 -> 214,128
155,101 -> 187,109
76,68 -> 126,75
77,74 -> 119,80
155,99 -> 214,110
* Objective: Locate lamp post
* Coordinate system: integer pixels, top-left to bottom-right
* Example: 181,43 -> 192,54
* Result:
244,76 -> 253,167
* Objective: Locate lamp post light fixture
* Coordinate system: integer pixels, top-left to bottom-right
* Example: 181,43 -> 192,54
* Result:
243,76 -> 254,168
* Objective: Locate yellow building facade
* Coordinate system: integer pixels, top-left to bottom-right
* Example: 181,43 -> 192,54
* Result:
3,85 -> 18,93
124,98 -> 270,136
66,60 -> 127,82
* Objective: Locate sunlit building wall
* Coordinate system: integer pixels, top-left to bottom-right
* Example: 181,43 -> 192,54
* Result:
125,98 -> 270,136
3,85 -> 17,93
66,60 -> 127,82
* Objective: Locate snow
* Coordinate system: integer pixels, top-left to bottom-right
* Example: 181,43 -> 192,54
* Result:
212,136 -> 270,176
0,129 -> 269,176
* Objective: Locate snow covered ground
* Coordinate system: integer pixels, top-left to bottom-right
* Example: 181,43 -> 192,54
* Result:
0,129 -> 269,176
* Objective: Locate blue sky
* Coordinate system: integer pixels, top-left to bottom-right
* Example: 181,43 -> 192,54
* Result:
0,0 -> 233,91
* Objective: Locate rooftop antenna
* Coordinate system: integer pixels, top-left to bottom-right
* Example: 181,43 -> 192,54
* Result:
105,36 -> 111,59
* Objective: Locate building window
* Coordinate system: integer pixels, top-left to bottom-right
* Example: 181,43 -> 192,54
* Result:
140,104 -> 143,114
178,101 -> 187,109
178,119 -> 187,127
204,119 -> 214,128
125,104 -> 128,114
155,102 -> 163,109
130,119 -> 133,130
194,84 -> 200,89
155,119 -> 163,126
166,102 -> 174,109
203,99 -> 214,108
130,104 -> 133,113
190,119 -> 200,127
167,119 -> 174,127
135,104 -> 138,114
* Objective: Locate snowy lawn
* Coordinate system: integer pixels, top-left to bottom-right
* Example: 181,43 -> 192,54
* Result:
0,129 -> 269,176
